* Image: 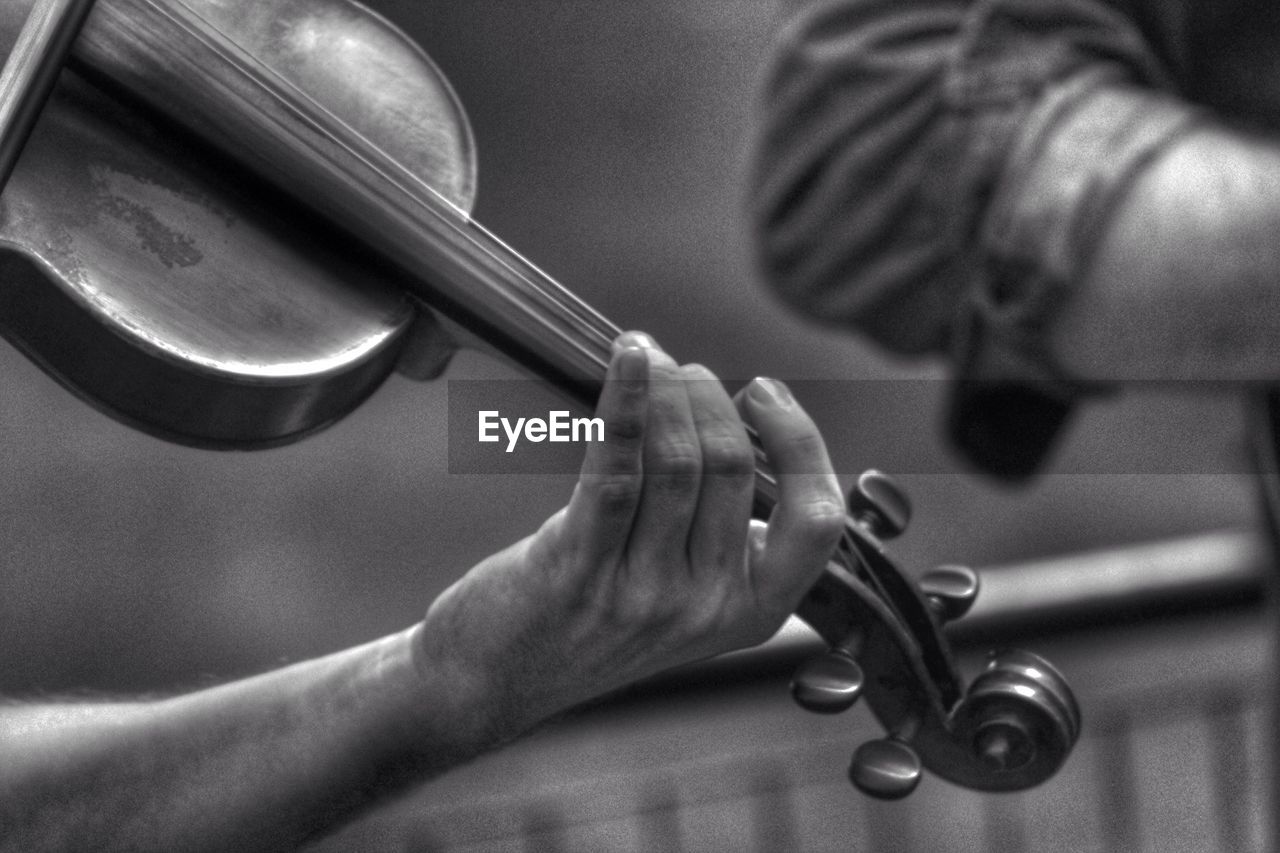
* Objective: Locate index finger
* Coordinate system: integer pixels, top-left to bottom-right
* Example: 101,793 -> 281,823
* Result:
564,343 -> 651,558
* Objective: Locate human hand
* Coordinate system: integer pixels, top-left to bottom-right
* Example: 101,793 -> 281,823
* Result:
413,332 -> 845,743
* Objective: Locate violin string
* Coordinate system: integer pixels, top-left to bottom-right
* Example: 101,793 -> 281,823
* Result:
63,0 -> 995,734
155,0 -> 618,380
152,1 -> 923,644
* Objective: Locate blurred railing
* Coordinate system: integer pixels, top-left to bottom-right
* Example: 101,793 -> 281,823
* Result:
309,529 -> 1273,852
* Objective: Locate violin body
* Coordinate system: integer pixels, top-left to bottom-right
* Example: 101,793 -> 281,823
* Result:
0,0 -> 474,446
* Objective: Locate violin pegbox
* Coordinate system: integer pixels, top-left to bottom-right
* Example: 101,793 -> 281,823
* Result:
790,470 -> 908,717
789,471 -> 1081,800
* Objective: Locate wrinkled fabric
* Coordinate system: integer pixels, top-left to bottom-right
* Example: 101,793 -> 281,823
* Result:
753,0 -> 1277,478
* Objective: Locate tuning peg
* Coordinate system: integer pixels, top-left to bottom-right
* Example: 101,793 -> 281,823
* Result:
918,564 -> 980,622
848,470 -> 911,539
849,737 -> 923,800
791,646 -> 864,714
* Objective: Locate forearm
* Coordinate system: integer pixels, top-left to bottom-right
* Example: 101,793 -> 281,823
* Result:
1048,124 -> 1280,381
0,339 -> 841,851
0,626 -> 485,853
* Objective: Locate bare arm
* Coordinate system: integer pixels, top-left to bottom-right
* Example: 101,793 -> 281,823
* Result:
0,632 -> 437,851
1048,124 -> 1280,381
0,332 -> 845,852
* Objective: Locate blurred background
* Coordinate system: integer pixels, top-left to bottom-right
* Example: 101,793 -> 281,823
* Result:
0,0 -> 1272,849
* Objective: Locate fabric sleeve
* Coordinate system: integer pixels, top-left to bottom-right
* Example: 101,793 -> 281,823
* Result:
751,0 -> 1203,478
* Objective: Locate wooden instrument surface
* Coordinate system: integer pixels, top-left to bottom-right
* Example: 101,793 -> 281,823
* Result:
0,0 -> 485,445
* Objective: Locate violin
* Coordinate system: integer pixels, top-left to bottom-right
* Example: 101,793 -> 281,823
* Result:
0,0 -> 1079,798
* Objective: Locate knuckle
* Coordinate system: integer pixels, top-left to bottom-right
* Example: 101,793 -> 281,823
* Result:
797,496 -> 847,538
650,439 -> 702,479
784,429 -> 827,463
605,409 -> 645,445
689,581 -> 755,642
698,428 -> 754,477
591,472 -> 644,512
621,581 -> 680,627
536,506 -> 570,538
690,582 -> 730,625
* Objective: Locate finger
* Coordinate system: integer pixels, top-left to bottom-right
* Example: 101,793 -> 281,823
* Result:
564,342 -> 650,559
682,364 -> 755,578
626,341 -> 702,568
614,330 -> 658,351
736,378 -> 845,602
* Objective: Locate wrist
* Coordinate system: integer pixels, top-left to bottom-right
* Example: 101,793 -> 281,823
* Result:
409,540 -> 565,749
342,623 -> 496,778
406,602 -> 516,755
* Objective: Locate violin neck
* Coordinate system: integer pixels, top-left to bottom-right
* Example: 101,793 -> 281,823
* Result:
71,0 -> 620,406
399,216 -> 623,408
68,0 -> 788,499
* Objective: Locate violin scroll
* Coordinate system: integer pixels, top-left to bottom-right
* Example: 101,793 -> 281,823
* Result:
790,471 -> 1081,798
953,649 -> 1081,779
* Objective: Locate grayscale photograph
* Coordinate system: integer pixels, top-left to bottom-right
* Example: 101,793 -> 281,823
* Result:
0,0 -> 1273,850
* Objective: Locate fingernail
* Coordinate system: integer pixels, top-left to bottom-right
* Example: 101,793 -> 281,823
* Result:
615,345 -> 650,382
749,377 -> 794,409
613,331 -> 658,352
